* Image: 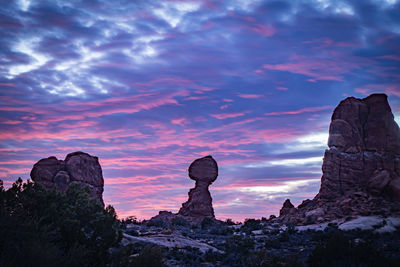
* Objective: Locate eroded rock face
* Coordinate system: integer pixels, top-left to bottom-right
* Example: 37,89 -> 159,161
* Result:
279,199 -> 296,217
319,94 -> 400,200
178,156 -> 218,218
277,94 -> 400,225
31,151 -> 104,205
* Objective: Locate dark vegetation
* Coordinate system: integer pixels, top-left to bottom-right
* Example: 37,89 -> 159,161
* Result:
119,218 -> 400,266
0,178 -> 121,267
2,178 -> 400,266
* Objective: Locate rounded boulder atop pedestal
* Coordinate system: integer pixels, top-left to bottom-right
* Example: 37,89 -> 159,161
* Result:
188,155 -> 218,184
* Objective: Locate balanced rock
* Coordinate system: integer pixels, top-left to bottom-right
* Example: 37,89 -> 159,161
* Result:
178,156 -> 218,218
31,151 -> 104,205
276,94 -> 400,224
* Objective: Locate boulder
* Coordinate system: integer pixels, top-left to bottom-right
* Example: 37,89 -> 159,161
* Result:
31,151 -> 104,205
279,199 -> 297,217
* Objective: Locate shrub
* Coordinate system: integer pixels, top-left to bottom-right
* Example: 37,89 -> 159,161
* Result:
201,217 -> 215,229
0,178 -> 121,267
307,231 -> 391,267
225,218 -> 236,225
224,235 -> 254,255
241,218 -> 262,234
130,246 -> 165,267
147,218 -> 168,228
171,216 -> 189,226
209,225 -> 234,235
265,238 -> 281,249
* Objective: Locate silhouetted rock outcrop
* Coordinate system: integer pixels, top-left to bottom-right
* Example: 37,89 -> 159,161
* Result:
150,155 -> 218,223
279,199 -> 296,217
319,94 -> 400,200
277,94 -> 400,224
178,156 -> 218,218
31,151 -> 104,205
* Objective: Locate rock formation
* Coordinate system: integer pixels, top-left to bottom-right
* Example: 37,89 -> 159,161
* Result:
150,155 -> 218,223
178,155 -> 218,218
279,199 -> 296,217
277,94 -> 400,224
30,151 -> 104,205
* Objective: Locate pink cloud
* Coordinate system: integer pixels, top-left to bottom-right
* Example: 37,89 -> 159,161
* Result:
262,54 -> 362,81
377,55 -> 400,61
171,117 -> 188,126
210,112 -> 246,119
0,83 -> 16,87
265,106 -> 332,116
355,84 -> 400,97
237,94 -> 264,99
248,24 -> 276,37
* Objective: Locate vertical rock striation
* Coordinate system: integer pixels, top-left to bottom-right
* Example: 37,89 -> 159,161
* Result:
277,94 -> 400,224
318,94 -> 400,200
31,151 -> 104,205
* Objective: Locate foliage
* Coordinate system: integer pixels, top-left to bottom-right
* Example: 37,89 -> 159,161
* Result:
241,218 -> 262,234
224,235 -> 254,255
171,216 -> 189,226
0,178 -> 121,267
146,218 -> 168,228
225,218 -> 236,225
209,224 -> 234,235
130,246 -> 165,267
120,215 -> 140,228
307,231 -> 393,267
200,217 -> 215,229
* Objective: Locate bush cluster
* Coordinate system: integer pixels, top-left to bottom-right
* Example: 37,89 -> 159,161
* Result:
0,178 -> 121,267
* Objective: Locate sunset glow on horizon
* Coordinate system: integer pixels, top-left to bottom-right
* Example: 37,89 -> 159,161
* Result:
1,0 -> 399,222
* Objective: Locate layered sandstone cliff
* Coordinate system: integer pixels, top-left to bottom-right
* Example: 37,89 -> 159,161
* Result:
278,94 -> 400,224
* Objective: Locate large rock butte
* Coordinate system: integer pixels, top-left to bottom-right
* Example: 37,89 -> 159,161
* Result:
151,155 -> 218,223
30,151 -> 104,205
277,94 -> 400,224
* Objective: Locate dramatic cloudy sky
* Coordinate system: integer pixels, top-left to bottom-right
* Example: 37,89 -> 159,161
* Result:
1,0 -> 399,221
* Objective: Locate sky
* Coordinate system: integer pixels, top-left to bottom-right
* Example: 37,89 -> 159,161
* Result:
0,0 -> 399,222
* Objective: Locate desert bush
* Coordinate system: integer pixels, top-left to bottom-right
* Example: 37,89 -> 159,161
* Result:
225,235 -> 254,255
130,246 -> 165,267
120,216 -> 140,228
278,231 -> 290,242
243,218 -> 261,229
209,225 -> 234,235
203,248 -> 224,263
171,216 -> 189,226
225,218 -> 236,225
307,231 -> 391,267
147,218 -> 168,228
201,217 -> 215,229
0,178 -> 121,267
241,218 -> 262,234
265,238 -> 281,249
